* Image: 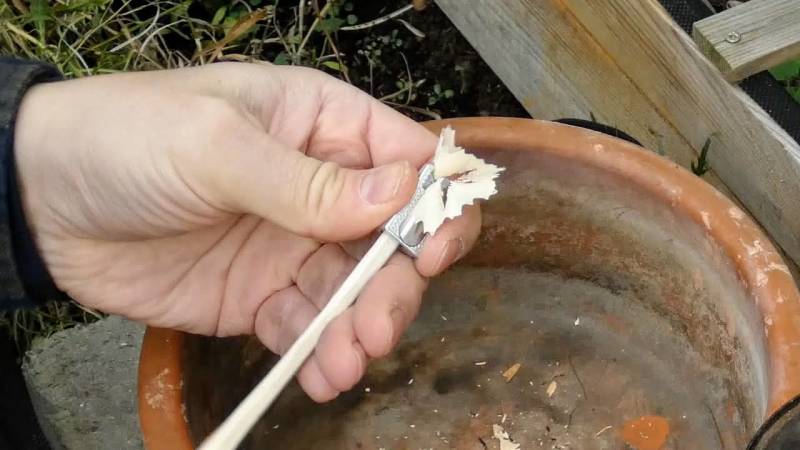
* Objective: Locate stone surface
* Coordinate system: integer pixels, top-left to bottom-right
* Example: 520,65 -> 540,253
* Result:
22,315 -> 145,450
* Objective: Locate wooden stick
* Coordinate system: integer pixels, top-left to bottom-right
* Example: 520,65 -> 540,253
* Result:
198,233 -> 399,450
339,4 -> 414,31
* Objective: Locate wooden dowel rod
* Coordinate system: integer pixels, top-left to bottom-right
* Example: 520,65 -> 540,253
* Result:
198,233 -> 399,450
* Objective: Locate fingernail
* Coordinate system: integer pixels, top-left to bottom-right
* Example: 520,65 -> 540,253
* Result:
389,307 -> 405,349
360,161 -> 409,205
435,237 -> 464,274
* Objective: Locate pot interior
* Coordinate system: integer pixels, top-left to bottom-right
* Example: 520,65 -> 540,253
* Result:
182,148 -> 767,449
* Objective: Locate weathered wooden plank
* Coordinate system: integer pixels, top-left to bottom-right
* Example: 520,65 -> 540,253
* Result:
693,0 -> 800,81
435,0 -> 800,268
564,0 -> 800,263
435,0 -> 731,191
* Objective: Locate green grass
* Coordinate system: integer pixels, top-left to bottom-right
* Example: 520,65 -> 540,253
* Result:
0,302 -> 103,353
0,0 -> 369,76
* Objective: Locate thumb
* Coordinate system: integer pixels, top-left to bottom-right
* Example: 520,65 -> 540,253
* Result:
198,131 -> 417,242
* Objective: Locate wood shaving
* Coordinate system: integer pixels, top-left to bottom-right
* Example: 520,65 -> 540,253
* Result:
413,126 -> 504,234
492,424 -> 521,450
595,425 -> 613,437
503,363 -> 522,382
547,380 -> 558,397
414,179 -> 446,234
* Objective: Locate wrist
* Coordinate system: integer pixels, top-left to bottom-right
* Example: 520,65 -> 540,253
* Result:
0,58 -> 66,305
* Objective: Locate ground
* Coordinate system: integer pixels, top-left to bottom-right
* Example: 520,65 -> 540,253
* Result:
22,316 -> 144,450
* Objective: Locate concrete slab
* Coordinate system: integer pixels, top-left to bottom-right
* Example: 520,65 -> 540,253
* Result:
22,316 -> 145,450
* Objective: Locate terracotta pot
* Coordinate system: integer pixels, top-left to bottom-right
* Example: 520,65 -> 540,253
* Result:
138,118 -> 800,449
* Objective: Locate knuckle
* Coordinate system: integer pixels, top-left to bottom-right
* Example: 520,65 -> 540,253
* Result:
298,160 -> 347,228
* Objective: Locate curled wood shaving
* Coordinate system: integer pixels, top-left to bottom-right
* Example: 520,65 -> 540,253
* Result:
413,126 -> 504,234
547,380 -> 558,397
502,363 -> 522,382
492,424 -> 521,450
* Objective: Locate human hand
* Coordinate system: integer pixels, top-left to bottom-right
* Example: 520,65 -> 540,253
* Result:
13,62 -> 480,401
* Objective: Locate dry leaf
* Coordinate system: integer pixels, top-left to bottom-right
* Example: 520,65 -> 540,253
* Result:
502,363 -> 522,382
412,0 -> 430,11
199,8 -> 270,61
547,380 -> 558,397
492,424 -> 521,450
10,0 -> 28,14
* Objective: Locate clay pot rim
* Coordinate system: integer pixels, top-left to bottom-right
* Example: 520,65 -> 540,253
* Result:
137,117 -> 800,449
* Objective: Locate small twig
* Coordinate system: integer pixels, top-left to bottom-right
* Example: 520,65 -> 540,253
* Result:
62,37 -> 91,76
5,22 -> 45,49
322,30 -> 350,83
566,353 -> 587,427
133,20 -> 186,68
84,2 -> 155,52
594,425 -> 612,437
400,52 -> 414,105
383,101 -> 442,120
10,0 -> 29,14
109,3 -> 160,52
568,353 -> 587,400
368,56 -> 375,95
339,3 -> 413,31
296,0 -> 305,47
397,18 -> 425,38
379,79 -> 425,102
314,33 -> 330,67
194,37 -> 206,65
295,0 -> 333,63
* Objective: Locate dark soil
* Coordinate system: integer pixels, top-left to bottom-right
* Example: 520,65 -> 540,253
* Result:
249,0 -> 529,121
334,1 -> 529,120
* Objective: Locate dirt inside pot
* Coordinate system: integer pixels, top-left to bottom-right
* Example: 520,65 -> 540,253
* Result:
180,145 -> 769,449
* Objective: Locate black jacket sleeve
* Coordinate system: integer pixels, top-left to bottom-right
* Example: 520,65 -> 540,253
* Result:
0,57 -> 67,309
